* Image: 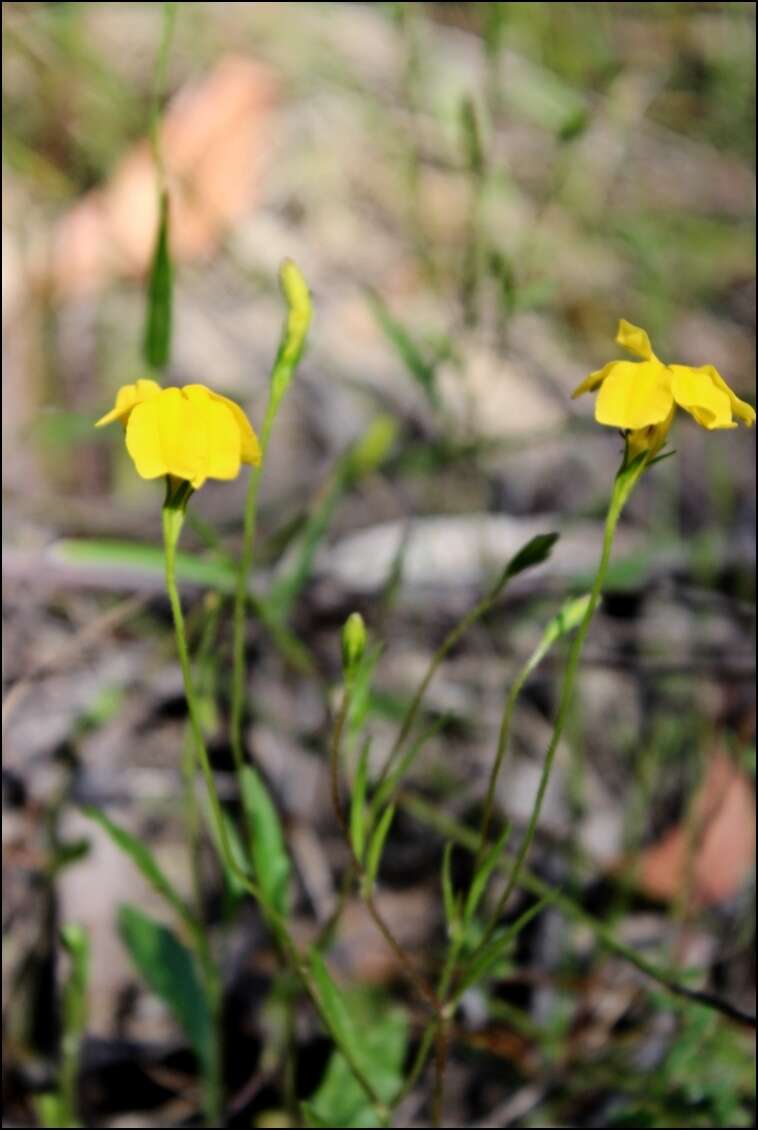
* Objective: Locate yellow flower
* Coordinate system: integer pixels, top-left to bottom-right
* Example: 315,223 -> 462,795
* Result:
96,382 -> 261,490
572,319 -> 755,457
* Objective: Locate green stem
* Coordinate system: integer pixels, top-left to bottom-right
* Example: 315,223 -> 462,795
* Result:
329,687 -> 441,1014
229,451 -> 267,775
401,789 -> 756,1029
469,457 -> 646,961
475,663 -> 530,870
163,502 -> 387,1118
229,260 -> 311,778
163,504 -> 224,1125
148,2 -> 177,186
376,583 -> 506,792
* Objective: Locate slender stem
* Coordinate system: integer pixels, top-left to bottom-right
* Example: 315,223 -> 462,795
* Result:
163,505 -> 224,1125
230,259 -> 311,775
229,453 -> 266,774
475,664 -> 530,870
329,687 -> 441,1014
148,2 -> 177,187
376,586 -> 503,792
431,1020 -> 451,1128
163,503 -> 388,1118
468,461 -> 645,962
402,788 -> 756,1029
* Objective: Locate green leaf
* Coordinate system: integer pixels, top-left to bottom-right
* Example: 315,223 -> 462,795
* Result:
118,904 -> 212,1070
365,804 -> 395,888
61,924 -> 89,1039
35,1093 -> 75,1129
441,842 -> 459,938
371,714 -> 451,816
52,538 -> 314,672
460,94 -> 484,175
305,977 -> 407,1129
142,190 -> 173,370
501,531 -> 559,585
54,537 -> 238,592
456,894 -> 553,997
346,642 -> 384,741
240,766 -> 291,918
341,415 -> 398,484
350,739 -> 371,862
367,289 -> 440,408
82,806 -> 196,934
202,799 -> 250,904
463,821 -> 511,926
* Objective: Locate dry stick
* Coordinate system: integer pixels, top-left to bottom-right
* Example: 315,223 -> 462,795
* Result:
329,689 -> 442,1016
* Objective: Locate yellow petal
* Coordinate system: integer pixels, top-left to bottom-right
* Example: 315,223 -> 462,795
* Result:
615,319 -> 658,362
126,389 -> 204,484
571,361 -> 618,400
595,361 -> 674,430
690,365 -> 755,427
670,365 -> 734,430
184,384 -> 261,466
182,386 -> 242,483
95,379 -> 162,427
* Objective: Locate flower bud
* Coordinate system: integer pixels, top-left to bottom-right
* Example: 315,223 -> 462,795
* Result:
341,612 -> 366,679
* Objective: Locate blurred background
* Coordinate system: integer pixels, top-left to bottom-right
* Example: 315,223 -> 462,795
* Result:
3,3 -> 756,1127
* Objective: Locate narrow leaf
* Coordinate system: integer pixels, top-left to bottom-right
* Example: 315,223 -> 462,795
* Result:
82,806 -> 195,933
118,903 -> 212,1070
365,804 -> 395,887
441,843 -> 459,938
457,894 -> 553,997
142,190 -> 173,370
61,924 -> 89,1038
309,949 -> 361,1055
463,821 -> 511,926
367,289 -> 439,408
240,766 -> 291,918
501,531 -> 559,586
350,738 -> 371,862
306,1000 -> 407,1128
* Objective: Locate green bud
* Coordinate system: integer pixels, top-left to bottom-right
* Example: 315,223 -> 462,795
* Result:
341,612 -> 366,678
345,414 -> 398,479
279,258 -> 311,355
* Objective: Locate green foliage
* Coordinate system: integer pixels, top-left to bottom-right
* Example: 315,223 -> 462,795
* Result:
350,739 -> 371,862
240,766 -> 292,919
142,190 -> 173,371
502,530 -> 560,584
366,288 -> 447,409
364,803 -> 395,889
304,974 -> 407,1128
455,893 -> 554,998
602,1006 -> 755,1128
60,925 -> 89,1042
459,95 -> 485,176
34,1093 -> 77,1130
118,904 -> 213,1072
82,806 -> 196,932
35,925 -> 90,1129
